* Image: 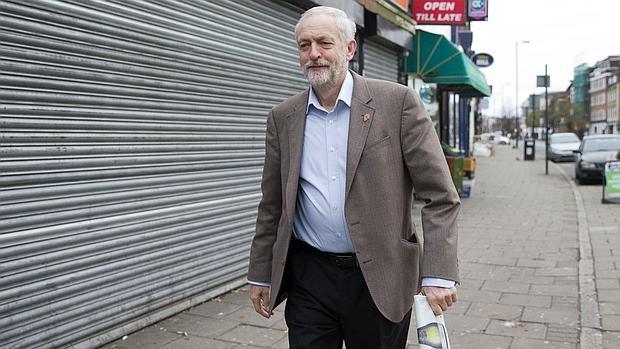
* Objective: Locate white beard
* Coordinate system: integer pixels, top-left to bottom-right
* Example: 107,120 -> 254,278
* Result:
303,55 -> 348,89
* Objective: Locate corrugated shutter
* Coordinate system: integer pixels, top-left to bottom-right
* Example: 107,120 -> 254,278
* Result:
0,0 -> 306,348
363,38 -> 400,82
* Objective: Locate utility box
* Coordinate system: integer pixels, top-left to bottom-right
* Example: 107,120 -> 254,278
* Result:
524,138 -> 535,161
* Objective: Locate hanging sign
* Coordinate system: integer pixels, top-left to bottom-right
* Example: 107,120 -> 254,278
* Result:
471,53 -> 494,67
412,0 -> 466,24
468,0 -> 488,21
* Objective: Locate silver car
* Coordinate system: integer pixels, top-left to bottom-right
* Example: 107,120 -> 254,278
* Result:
548,133 -> 581,162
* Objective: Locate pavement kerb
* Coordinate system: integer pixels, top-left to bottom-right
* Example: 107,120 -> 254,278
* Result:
553,161 -> 604,348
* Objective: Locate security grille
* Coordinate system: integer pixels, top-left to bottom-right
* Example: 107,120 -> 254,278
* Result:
0,0 -> 306,348
363,38 -> 400,82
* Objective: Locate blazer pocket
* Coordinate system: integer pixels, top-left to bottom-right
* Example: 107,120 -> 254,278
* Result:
363,135 -> 391,153
406,232 -> 418,243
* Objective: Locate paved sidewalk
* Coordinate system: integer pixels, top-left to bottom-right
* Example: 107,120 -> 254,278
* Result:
101,144 -> 619,349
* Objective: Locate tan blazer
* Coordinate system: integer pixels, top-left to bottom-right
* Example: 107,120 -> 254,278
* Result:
248,72 -> 460,323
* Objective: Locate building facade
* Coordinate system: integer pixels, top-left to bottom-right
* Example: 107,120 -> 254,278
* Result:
606,72 -> 619,134
589,56 -> 620,134
570,64 -> 591,136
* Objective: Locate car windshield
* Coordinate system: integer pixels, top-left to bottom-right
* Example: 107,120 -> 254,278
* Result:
550,134 -> 580,144
582,137 -> 620,152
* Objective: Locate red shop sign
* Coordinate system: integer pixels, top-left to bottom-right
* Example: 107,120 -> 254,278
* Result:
412,0 -> 466,25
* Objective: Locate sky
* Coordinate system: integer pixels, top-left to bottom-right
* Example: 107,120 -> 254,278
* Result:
417,0 -> 620,117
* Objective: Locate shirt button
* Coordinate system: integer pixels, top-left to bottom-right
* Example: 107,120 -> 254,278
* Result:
329,120 -> 334,124
332,205 -> 337,210
331,176 -> 336,181
330,147 -> 335,152
337,233 -> 342,237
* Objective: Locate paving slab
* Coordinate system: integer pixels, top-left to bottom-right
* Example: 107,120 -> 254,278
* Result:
530,284 -> 578,297
160,337 -> 235,349
499,293 -> 552,308
510,337 -> 576,349
448,333 -> 512,349
465,302 -> 523,320
521,306 -> 579,326
217,324 -> 286,347
481,281 -> 530,294
99,325 -> 179,349
546,323 -> 579,343
603,330 -> 620,349
443,314 -> 490,334
601,315 -> 620,331
157,313 -> 238,338
484,319 -> 547,339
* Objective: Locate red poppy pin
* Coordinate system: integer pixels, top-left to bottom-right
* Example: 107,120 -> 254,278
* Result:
363,113 -> 371,122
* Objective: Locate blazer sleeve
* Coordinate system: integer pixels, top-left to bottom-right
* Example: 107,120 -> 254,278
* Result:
248,109 -> 282,283
400,88 -> 460,283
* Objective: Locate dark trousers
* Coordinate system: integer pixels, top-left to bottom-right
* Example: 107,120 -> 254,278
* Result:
284,239 -> 412,349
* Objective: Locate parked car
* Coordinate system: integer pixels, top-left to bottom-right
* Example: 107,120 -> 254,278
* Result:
547,132 -> 581,162
574,134 -> 620,184
492,134 -> 511,145
480,132 -> 510,145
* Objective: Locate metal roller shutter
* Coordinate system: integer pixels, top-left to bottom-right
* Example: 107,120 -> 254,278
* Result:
363,38 -> 400,82
0,0 -> 306,348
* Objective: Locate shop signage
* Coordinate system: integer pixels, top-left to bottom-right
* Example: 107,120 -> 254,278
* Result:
605,161 -> 620,195
468,0 -> 488,21
472,53 -> 494,67
412,0 -> 466,24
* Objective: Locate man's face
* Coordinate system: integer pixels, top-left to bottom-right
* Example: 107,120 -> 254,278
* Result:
296,14 -> 356,88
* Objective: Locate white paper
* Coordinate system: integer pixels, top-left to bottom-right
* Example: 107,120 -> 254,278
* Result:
414,295 -> 451,349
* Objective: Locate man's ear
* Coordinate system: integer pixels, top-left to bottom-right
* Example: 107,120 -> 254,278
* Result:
346,39 -> 357,61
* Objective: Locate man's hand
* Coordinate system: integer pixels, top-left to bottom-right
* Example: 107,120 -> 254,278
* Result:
249,285 -> 272,318
421,286 -> 457,316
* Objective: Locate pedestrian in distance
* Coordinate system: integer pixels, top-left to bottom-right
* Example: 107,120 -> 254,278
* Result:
247,6 -> 460,349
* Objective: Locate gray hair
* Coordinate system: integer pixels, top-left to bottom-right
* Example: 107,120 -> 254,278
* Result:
295,6 -> 356,46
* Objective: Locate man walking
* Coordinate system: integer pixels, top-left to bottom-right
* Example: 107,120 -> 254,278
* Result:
248,6 -> 459,348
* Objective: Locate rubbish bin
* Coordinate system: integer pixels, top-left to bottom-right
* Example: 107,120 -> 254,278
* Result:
524,138 -> 535,161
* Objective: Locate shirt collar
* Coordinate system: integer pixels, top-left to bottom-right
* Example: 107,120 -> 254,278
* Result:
306,71 -> 353,113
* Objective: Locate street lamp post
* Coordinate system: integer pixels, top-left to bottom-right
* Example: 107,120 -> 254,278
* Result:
515,40 -> 530,149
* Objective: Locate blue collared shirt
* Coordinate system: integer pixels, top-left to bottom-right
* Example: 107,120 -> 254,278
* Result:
292,72 -> 354,253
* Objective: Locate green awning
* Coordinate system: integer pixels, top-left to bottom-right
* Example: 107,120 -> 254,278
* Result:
405,30 -> 491,97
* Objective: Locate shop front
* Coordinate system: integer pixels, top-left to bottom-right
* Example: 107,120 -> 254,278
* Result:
405,29 -> 491,153
405,29 -> 491,196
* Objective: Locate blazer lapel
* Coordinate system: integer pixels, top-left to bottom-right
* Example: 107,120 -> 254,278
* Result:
346,73 -> 375,198
285,91 -> 309,225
